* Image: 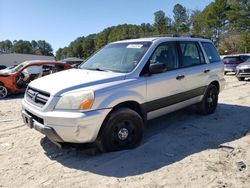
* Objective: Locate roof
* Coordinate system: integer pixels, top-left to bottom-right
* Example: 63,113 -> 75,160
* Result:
112,36 -> 211,44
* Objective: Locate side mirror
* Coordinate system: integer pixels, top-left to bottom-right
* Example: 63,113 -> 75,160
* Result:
149,63 -> 166,74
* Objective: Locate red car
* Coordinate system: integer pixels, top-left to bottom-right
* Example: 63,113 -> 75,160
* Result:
0,60 -> 71,99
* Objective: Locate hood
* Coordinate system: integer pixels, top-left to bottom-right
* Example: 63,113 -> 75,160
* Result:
0,71 -> 11,77
29,69 -> 126,95
238,62 -> 250,67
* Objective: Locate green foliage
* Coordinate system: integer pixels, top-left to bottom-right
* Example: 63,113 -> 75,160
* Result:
3,1 -> 249,58
0,39 -> 53,56
0,40 -> 12,53
153,10 -> 172,34
173,4 -> 189,33
12,40 -> 33,54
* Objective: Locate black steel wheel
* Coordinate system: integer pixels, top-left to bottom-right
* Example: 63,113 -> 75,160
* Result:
197,84 -> 218,115
97,108 -> 144,152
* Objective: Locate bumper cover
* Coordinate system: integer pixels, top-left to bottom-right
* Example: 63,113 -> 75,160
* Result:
22,99 -> 111,143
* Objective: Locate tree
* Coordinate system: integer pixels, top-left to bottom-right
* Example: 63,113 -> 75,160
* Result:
190,10 -> 206,35
0,40 -> 12,53
153,10 -> 172,34
12,40 -> 32,54
173,4 -> 189,33
35,40 -> 53,56
202,0 -> 230,45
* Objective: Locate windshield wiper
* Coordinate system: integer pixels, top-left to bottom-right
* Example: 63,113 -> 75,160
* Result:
84,67 -> 110,72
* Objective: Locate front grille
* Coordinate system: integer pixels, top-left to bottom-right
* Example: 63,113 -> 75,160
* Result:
26,87 -> 50,107
239,69 -> 250,73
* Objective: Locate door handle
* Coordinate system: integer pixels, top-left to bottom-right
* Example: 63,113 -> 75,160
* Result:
204,69 -> 210,73
176,75 -> 185,80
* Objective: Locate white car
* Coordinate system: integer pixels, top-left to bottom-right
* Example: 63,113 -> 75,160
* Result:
22,36 -> 225,152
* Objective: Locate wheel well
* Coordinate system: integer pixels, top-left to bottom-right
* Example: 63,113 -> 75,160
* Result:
210,81 -> 220,92
112,101 -> 145,121
0,81 -> 4,86
96,101 -> 145,141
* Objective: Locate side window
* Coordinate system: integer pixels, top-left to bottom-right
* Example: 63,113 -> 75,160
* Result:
42,64 -> 56,76
201,42 -> 221,63
179,42 -> 205,68
149,42 -> 179,71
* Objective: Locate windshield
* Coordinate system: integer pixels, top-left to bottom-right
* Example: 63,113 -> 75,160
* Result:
244,57 -> 250,63
10,62 -> 27,73
80,42 -> 151,73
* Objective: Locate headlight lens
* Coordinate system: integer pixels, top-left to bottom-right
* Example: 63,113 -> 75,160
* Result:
55,90 -> 94,110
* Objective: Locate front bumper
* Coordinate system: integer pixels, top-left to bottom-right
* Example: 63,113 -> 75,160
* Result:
22,99 -> 111,143
235,68 -> 250,77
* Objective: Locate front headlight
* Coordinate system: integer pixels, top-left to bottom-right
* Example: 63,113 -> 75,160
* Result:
55,90 -> 94,110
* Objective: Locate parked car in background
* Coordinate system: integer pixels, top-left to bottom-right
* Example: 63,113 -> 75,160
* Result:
0,60 -> 71,99
235,57 -> 250,81
0,65 -> 7,70
223,55 -> 250,75
22,36 -> 225,152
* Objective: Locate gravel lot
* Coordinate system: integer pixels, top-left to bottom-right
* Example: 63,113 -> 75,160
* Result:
0,75 -> 250,188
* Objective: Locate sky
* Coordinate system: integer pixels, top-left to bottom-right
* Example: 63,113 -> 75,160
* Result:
0,0 -> 213,54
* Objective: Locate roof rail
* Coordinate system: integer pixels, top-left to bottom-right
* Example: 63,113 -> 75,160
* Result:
149,34 -> 209,39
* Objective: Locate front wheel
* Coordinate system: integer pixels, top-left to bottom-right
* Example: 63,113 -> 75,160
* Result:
97,108 -> 144,152
237,77 -> 245,81
0,85 -> 8,99
197,85 -> 218,115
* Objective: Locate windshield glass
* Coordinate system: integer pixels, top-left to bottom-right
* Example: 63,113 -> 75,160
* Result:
80,42 -> 151,73
10,62 -> 28,73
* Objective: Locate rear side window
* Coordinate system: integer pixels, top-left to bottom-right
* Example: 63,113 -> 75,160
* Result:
179,42 -> 205,68
202,42 -> 221,63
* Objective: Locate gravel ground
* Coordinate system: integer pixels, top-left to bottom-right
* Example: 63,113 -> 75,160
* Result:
0,75 -> 250,188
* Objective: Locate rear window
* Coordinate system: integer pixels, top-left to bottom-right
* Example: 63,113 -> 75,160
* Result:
223,56 -> 243,64
201,42 -> 221,63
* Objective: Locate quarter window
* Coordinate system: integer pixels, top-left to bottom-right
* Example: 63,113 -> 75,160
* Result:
201,42 -> 221,63
179,42 -> 205,68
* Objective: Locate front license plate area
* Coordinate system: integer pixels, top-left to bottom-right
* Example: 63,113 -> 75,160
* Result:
22,113 -> 34,128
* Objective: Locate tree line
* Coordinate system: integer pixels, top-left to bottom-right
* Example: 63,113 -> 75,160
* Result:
56,0 -> 250,60
0,40 -> 53,56
1,0 -> 249,59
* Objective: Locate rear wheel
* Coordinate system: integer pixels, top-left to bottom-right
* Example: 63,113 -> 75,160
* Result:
197,84 -> 218,115
237,77 -> 245,81
97,108 -> 144,152
224,71 -> 227,75
0,85 -> 8,99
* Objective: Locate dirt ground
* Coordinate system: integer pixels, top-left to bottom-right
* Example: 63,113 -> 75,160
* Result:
0,75 -> 250,188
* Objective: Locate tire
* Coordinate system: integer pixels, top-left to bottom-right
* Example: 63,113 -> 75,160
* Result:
224,72 -> 227,75
97,108 -> 144,152
0,84 -> 8,99
237,77 -> 245,81
197,84 -> 218,115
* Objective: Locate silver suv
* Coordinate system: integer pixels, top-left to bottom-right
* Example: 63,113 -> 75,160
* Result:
22,36 -> 225,152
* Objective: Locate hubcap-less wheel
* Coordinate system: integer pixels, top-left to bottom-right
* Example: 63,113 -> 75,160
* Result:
118,127 -> 129,140
197,84 -> 218,115
206,90 -> 217,111
0,85 -> 8,99
111,120 -> 137,148
98,108 -> 144,152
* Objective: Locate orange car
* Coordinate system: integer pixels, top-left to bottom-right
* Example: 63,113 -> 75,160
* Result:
0,60 -> 71,99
